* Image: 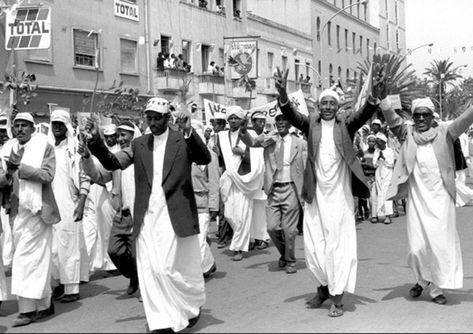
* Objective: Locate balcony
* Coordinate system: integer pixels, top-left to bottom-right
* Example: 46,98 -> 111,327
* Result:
153,69 -> 192,93
198,74 -> 225,96
261,77 -> 313,98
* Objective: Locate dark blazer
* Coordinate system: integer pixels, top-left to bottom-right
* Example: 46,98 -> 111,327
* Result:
89,127 -> 211,240
280,100 -> 378,202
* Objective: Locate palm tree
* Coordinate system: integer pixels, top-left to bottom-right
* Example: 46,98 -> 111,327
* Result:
424,58 -> 464,119
235,74 -> 256,109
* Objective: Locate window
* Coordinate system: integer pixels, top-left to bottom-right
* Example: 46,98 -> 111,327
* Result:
318,60 -> 321,78
336,25 -> 340,49
352,32 -> 356,54
201,44 -> 210,73
357,2 -> 360,18
295,59 -> 300,81
306,62 -> 311,79
349,0 -> 353,14
338,66 -> 342,81
363,3 -> 367,20
120,39 -> 137,73
346,68 -> 350,82
282,55 -> 288,71
366,38 -> 370,58
341,0 -> 345,8
182,40 -> 191,64
73,29 -> 100,68
386,25 -> 390,49
344,29 -> 348,50
374,42 -> 377,54
395,1 -> 398,23
359,36 -> 363,55
268,52 -> 274,74
233,0 -> 241,18
329,63 -> 333,85
385,0 -> 388,16
327,21 -> 332,46
161,35 -> 171,56
316,17 -> 321,42
396,30 -> 400,51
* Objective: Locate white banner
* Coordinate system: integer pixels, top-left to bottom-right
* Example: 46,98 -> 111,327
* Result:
249,90 -> 309,124
203,98 -> 227,123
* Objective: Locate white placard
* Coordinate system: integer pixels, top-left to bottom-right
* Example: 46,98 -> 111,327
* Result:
114,0 -> 139,22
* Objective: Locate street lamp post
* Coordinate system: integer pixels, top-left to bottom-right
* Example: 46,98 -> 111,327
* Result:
319,0 -> 367,88
406,42 -> 434,55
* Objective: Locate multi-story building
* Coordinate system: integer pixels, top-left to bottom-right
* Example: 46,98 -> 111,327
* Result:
0,0 -> 406,122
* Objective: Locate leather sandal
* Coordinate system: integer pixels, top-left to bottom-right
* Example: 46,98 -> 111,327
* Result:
328,304 -> 344,317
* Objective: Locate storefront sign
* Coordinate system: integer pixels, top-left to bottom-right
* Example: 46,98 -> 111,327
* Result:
5,7 -> 51,50
114,0 -> 139,22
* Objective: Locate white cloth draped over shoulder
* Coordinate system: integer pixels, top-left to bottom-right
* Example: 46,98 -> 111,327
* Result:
304,119 -> 357,296
218,130 -> 264,252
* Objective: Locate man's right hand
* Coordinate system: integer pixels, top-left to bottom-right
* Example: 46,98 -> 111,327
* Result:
77,140 -> 91,158
274,67 -> 289,104
83,117 -> 100,143
239,117 -> 249,134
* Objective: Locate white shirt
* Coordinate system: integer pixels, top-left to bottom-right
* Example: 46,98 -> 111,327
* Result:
274,133 -> 292,183
152,128 -> 169,186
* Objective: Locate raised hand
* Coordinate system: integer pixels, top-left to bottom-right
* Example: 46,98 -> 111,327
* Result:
371,65 -> 388,101
77,139 -> 91,158
174,110 -> 192,135
82,117 -> 99,143
273,67 -> 289,103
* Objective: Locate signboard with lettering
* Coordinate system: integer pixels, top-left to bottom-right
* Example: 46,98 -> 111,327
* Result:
387,94 -> 402,110
224,38 -> 258,80
249,90 -> 309,124
5,7 -> 51,50
114,0 -> 139,22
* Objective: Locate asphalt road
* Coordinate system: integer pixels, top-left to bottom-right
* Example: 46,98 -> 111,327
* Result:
2,206 -> 473,333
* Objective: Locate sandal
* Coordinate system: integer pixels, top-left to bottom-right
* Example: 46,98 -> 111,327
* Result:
328,304 -> 344,317
370,217 -> 379,224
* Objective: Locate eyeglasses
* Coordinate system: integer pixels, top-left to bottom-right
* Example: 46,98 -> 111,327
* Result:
412,112 -> 433,121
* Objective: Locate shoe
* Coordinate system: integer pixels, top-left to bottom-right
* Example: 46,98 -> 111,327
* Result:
409,283 -> 423,298
52,284 -> 64,300
432,294 -> 447,305
370,217 -> 379,224
285,263 -> 297,274
328,304 -> 344,317
232,251 -> 243,261
13,312 -> 36,327
384,217 -> 393,224
187,308 -> 201,328
278,258 -> 287,268
60,293 -> 80,303
35,301 -> 54,321
305,286 -> 329,309
203,263 -> 217,278
127,277 -> 139,295
256,240 -> 269,250
217,241 -> 226,249
151,328 -> 175,333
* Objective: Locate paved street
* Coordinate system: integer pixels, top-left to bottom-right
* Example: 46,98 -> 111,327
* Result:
2,206 -> 473,333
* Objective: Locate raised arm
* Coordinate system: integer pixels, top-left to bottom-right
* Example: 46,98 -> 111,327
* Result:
448,105 -> 473,140
379,98 -> 408,143
80,155 -> 113,186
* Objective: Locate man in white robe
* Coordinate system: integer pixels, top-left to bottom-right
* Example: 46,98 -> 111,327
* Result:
274,67 -> 385,317
380,97 -> 473,304
217,106 -> 264,261
372,132 -> 395,224
0,113 -> 60,327
48,109 -> 90,303
83,97 -> 210,332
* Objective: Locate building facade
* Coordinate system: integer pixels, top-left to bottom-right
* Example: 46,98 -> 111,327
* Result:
0,0 -> 406,123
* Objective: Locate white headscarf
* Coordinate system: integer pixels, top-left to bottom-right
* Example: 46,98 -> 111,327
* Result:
226,106 -> 246,120
376,132 -> 387,142
318,89 -> 340,104
411,97 -> 435,113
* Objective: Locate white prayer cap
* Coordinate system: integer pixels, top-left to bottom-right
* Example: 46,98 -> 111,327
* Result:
362,124 -> 370,132
376,132 -> 388,142
117,121 -> 135,134
14,112 -> 35,125
318,89 -> 340,104
103,124 -> 117,136
371,119 -> 382,125
0,115 -> 9,129
144,97 -> 170,114
411,97 -> 435,113
226,106 -> 245,120
250,110 -> 267,120
367,134 -> 377,141
50,109 -> 71,126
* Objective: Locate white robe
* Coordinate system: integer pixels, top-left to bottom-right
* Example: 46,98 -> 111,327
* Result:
372,147 -> 394,217
304,119 -> 357,295
0,237 -> 8,301
219,130 -> 264,252
51,141 -> 89,288
407,143 -> 463,289
198,212 -> 215,273
137,129 -> 205,332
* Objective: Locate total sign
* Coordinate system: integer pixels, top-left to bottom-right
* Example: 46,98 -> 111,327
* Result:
5,7 -> 51,50
114,0 -> 139,22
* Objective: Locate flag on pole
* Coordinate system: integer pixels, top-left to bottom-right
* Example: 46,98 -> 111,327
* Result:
354,65 -> 372,112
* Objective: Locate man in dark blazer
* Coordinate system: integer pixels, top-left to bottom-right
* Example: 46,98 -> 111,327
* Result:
273,67 -> 387,318
81,97 -> 211,333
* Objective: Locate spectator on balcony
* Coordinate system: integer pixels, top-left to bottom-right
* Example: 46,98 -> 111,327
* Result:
219,67 -> 225,77
169,54 -> 178,69
234,9 -> 241,18
214,66 -> 221,76
299,74 -> 304,83
176,54 -> 185,70
206,61 -> 216,75
157,52 -> 165,71
163,53 -> 172,69
305,75 -> 311,83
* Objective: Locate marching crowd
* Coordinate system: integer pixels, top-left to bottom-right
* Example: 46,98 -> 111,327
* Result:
1,64 -> 473,333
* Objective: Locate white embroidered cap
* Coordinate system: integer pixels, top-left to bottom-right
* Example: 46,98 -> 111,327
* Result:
145,97 -> 170,114
14,112 -> 35,125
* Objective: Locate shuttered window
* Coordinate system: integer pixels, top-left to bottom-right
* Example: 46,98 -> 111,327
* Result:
73,29 -> 99,68
120,39 -> 137,73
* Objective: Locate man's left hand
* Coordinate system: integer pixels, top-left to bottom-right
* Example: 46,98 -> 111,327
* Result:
232,146 -> 245,156
174,110 -> 192,136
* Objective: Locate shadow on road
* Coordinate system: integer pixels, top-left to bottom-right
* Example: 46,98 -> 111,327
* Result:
244,257 -> 307,272
0,325 -> 6,333
79,281 -> 110,300
0,300 -> 18,317
180,308 -> 224,333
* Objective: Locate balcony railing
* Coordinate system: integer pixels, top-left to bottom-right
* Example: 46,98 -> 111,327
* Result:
261,77 -> 313,98
154,69 -> 192,92
198,74 -> 225,95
